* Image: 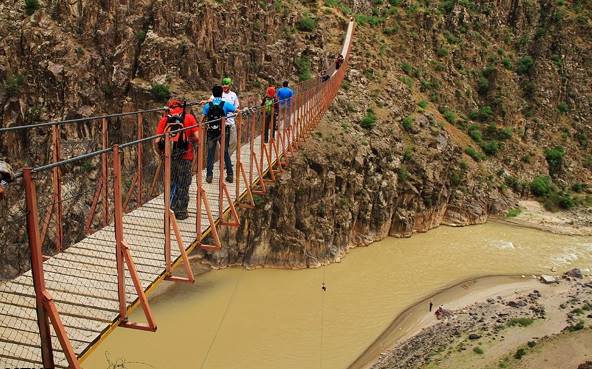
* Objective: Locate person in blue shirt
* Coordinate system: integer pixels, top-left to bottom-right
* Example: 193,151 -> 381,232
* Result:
277,80 -> 294,128
202,85 -> 237,184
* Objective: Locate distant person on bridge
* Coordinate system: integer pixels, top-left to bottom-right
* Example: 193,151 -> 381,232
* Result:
335,53 -> 344,70
155,99 -> 199,220
202,85 -> 237,184
277,80 -> 294,127
261,86 -> 279,143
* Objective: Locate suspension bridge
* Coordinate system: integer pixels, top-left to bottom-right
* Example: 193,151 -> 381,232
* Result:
0,20 -> 354,369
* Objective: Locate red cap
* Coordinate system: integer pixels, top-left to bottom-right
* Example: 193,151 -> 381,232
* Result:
266,86 -> 276,97
167,99 -> 183,115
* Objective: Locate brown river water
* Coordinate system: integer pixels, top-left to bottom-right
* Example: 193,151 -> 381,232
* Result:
82,222 -> 592,369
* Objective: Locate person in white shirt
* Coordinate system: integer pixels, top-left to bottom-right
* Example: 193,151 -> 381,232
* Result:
201,77 -> 240,152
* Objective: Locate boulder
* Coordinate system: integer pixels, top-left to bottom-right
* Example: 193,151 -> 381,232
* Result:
565,268 -> 583,279
540,275 -> 558,284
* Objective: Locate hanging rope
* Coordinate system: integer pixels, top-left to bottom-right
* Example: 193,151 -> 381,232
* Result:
319,265 -> 326,369
199,271 -> 241,369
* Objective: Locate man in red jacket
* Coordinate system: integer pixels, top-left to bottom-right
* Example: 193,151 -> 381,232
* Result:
155,99 -> 199,220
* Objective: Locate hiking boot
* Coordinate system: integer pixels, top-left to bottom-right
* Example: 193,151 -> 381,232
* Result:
175,212 -> 189,220
225,175 -> 233,183
206,175 -> 213,184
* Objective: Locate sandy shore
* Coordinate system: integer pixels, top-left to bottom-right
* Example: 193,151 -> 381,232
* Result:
498,200 -> 592,236
349,273 -> 592,369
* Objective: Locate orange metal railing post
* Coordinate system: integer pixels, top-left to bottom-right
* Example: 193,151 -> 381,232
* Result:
137,112 -> 143,207
23,168 -> 55,368
25,167 -> 81,369
52,124 -> 63,252
112,145 -> 127,319
102,118 -> 109,226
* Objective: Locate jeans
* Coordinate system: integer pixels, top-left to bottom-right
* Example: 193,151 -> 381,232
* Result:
206,127 -> 233,178
264,112 -> 276,143
170,159 -> 193,217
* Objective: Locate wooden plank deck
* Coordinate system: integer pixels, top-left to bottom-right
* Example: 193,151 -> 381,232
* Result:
0,125 -> 288,367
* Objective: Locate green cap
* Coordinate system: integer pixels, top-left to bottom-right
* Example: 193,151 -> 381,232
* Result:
222,77 -> 232,86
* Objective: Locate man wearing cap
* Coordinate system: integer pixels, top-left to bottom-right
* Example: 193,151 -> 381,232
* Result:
154,99 -> 199,220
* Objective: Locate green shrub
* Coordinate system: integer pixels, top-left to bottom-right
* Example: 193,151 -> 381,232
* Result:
402,116 -> 413,131
136,31 -> 146,42
508,317 -> 534,327
530,176 -> 551,196
477,76 -> 490,95
443,110 -> 457,124
437,47 -> 449,57
360,109 -> 377,129
571,183 -> 587,192
516,55 -> 534,74
324,0 -> 352,14
498,127 -> 512,140
401,62 -> 415,76
465,146 -> 484,162
150,83 -> 170,102
480,140 -> 500,156
383,27 -> 398,35
296,16 -> 316,32
544,146 -> 565,174
295,55 -> 312,81
25,0 -> 40,15
502,57 -> 512,70
514,348 -> 526,360
4,74 -> 25,97
527,341 -> 536,348
506,208 -> 521,217
418,100 -> 428,109
470,106 -> 494,122
557,102 -> 569,113
398,165 -> 409,182
567,320 -> 585,332
473,346 -> 484,355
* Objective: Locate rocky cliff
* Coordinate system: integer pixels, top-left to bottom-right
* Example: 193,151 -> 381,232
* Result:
203,0 -> 592,268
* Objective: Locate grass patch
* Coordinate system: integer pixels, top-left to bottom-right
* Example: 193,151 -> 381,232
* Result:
514,348 -> 527,360
506,208 -> 521,218
360,109 -> 377,130
473,346 -> 484,354
465,146 -> 484,162
402,115 -> 413,132
25,0 -> 40,15
507,317 -> 534,327
296,15 -> 316,32
295,55 -> 312,81
150,83 -> 170,102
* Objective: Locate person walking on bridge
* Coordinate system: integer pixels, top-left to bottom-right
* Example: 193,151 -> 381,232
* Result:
261,86 -> 279,143
155,99 -> 199,220
277,80 -> 294,128
202,85 -> 237,184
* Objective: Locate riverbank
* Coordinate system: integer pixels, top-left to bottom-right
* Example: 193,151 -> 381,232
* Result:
351,273 -> 592,369
497,200 -> 592,236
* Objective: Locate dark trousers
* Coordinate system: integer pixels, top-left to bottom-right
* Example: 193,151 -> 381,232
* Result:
206,127 -> 233,178
264,113 -> 276,143
170,158 -> 192,217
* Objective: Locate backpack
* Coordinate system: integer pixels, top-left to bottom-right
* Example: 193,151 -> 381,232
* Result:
158,114 -> 188,155
206,100 -> 226,138
264,97 -> 274,113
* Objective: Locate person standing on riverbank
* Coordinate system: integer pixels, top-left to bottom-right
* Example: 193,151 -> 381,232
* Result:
429,300 -> 433,312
